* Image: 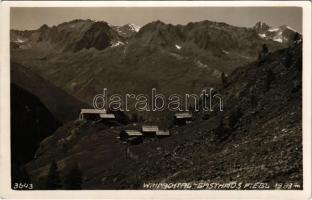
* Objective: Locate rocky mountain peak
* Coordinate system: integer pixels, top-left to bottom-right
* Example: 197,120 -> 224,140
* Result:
126,23 -> 141,32
39,24 -> 50,31
110,23 -> 140,38
254,22 -> 299,45
253,21 -> 271,33
72,21 -> 124,52
141,20 -> 167,31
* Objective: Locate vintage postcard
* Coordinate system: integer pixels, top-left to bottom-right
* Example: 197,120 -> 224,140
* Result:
0,1 -> 311,199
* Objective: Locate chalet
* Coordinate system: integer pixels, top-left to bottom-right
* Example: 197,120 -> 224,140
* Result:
174,112 -> 193,125
119,130 -> 143,144
156,130 -> 170,137
119,124 -> 170,144
79,109 -> 106,120
79,109 -> 116,121
99,113 -> 116,119
120,130 -> 142,139
142,125 -> 159,137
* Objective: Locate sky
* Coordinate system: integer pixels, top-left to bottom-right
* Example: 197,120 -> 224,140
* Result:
11,7 -> 302,32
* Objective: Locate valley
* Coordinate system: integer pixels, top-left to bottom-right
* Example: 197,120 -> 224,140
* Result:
10,18 -> 302,189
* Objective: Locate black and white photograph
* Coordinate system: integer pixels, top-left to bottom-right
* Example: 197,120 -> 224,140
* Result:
0,1 -> 311,199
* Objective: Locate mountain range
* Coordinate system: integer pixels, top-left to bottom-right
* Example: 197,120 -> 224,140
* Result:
10,19 -> 299,125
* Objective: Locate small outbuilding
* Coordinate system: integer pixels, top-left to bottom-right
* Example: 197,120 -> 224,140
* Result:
100,113 -> 116,119
119,130 -> 143,144
156,130 -> 170,138
79,109 -> 107,120
174,112 -> 193,125
142,125 -> 159,137
79,109 -> 116,121
120,130 -> 143,140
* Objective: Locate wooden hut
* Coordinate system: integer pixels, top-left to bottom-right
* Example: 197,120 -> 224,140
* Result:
119,130 -> 143,144
156,130 -> 170,138
119,130 -> 143,140
142,125 -> 159,137
79,109 -> 107,120
174,112 -> 193,125
99,113 -> 115,119
79,109 -> 116,122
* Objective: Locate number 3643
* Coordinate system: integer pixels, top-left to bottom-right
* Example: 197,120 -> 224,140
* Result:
13,182 -> 34,190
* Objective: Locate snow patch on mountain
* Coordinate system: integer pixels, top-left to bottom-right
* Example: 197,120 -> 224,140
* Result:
195,60 -> 208,69
273,38 -> 283,43
212,69 -> 222,78
128,24 -> 141,32
222,49 -> 229,54
257,22 -> 265,28
175,44 -> 182,50
258,33 -> 266,38
15,38 -> 25,43
286,26 -> 296,32
268,28 -> 279,32
194,59 -> 222,77
111,41 -> 125,47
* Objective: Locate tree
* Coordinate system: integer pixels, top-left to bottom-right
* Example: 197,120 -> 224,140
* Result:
221,72 -> 228,88
64,164 -> 83,190
293,32 -> 301,44
249,88 -> 257,108
262,44 -> 269,54
131,113 -> 138,123
138,115 -> 144,123
214,119 -> 229,142
265,69 -> 275,90
258,44 -> 269,64
202,113 -> 209,120
46,160 -> 62,189
296,56 -> 302,72
229,107 -> 243,130
250,93 -> 257,108
284,52 -> 292,68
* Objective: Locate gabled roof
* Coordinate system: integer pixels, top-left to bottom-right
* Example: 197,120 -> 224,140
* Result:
175,112 -> 192,118
142,125 -> 159,132
156,130 -> 170,136
124,130 -> 143,136
100,113 -> 115,119
80,109 -> 107,114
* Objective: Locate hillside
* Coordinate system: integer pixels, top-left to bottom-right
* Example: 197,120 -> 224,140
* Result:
11,84 -> 62,184
11,62 -> 88,122
23,41 -> 302,189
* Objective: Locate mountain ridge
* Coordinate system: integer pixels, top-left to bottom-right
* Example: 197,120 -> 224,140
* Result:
10,19 -> 298,125
11,19 -> 299,52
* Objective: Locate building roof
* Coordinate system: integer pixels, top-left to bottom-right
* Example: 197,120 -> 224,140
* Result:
156,130 -> 170,136
99,113 -> 115,119
142,125 -> 159,132
80,109 -> 107,114
175,112 -> 192,118
124,130 -> 143,136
